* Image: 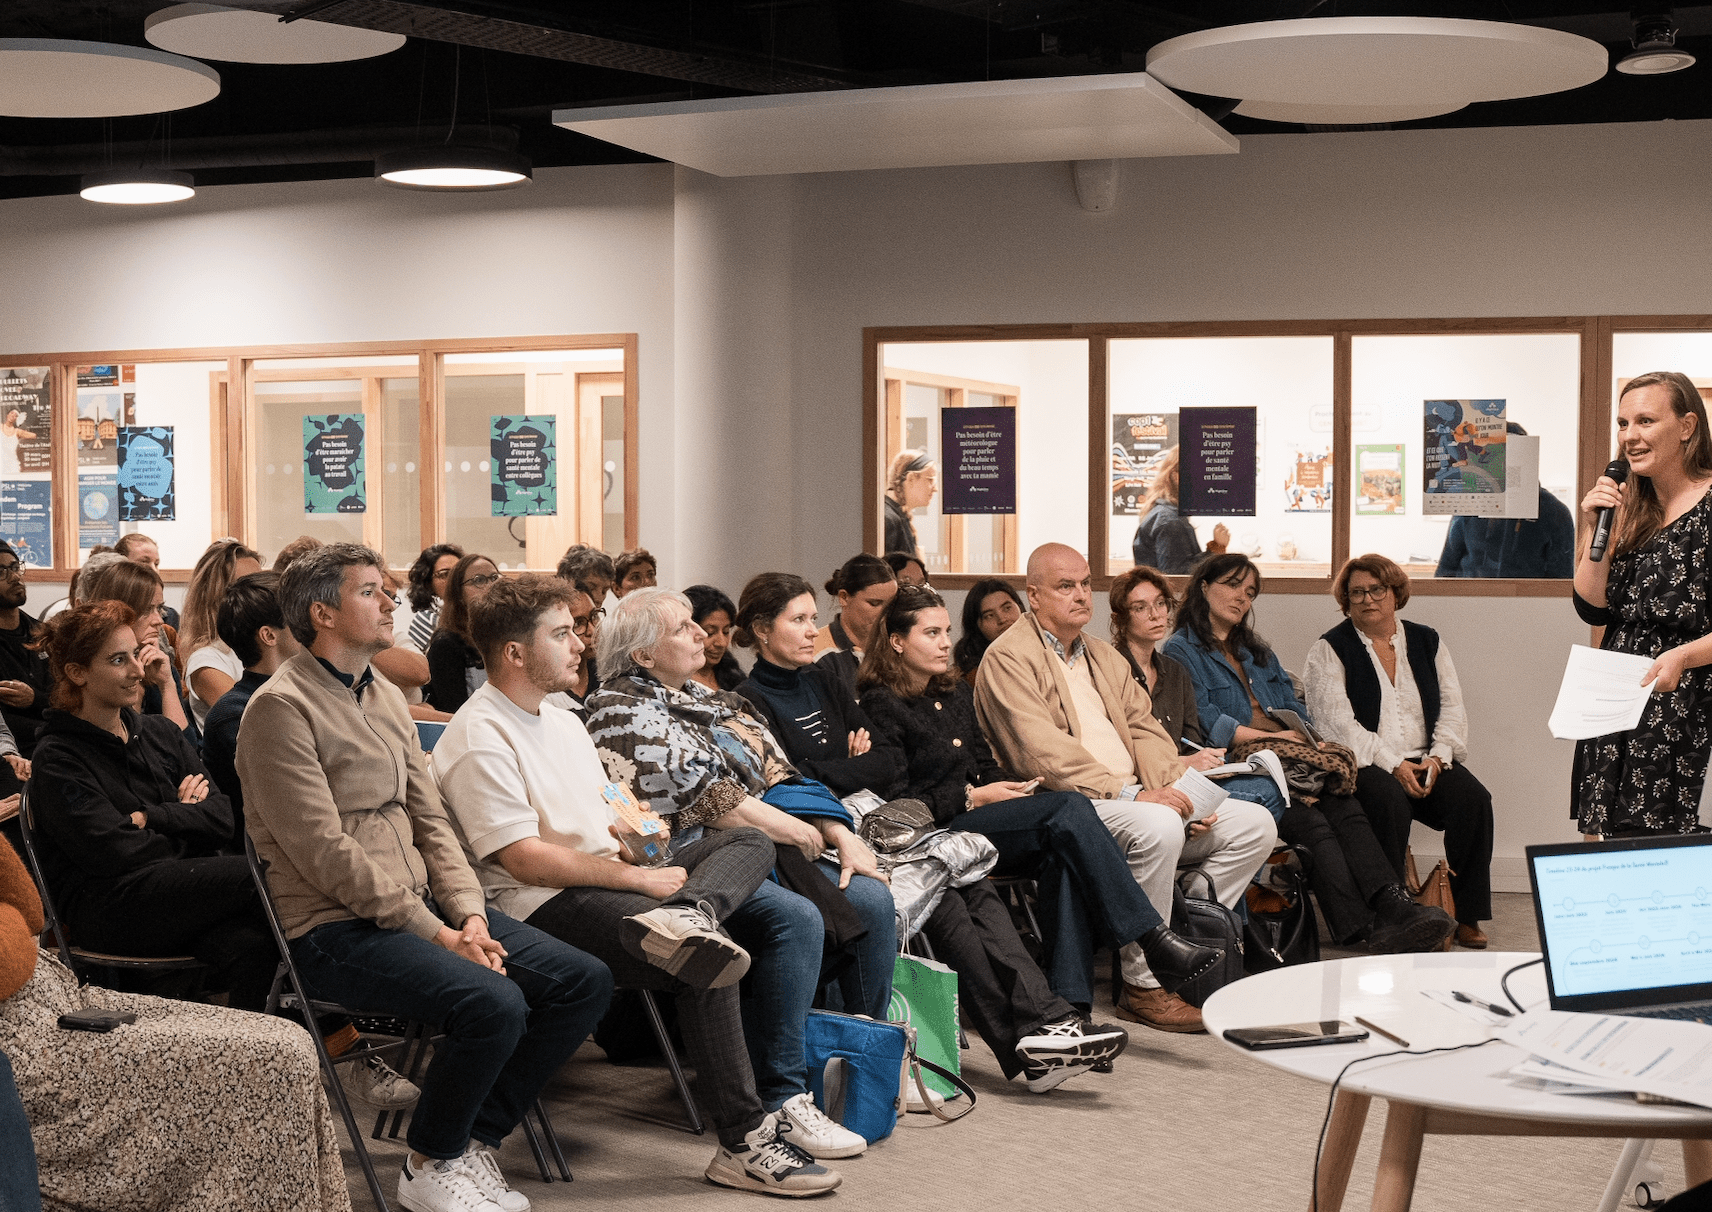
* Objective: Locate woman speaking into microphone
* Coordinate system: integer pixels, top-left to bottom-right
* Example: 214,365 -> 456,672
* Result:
1573,371 -> 1712,838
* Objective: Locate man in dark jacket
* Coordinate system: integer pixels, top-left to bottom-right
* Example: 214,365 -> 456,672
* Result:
202,570 -> 299,836
1435,424 -> 1575,579
0,542 -> 50,758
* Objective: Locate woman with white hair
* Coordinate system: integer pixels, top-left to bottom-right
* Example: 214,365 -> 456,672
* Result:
584,588 -> 886,1159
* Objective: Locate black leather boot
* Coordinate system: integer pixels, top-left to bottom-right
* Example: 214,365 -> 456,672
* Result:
1137,924 -> 1222,994
1366,884 -> 1455,954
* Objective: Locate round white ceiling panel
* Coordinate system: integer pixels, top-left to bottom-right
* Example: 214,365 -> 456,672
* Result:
0,39 -> 220,117
1233,98 -> 1467,125
145,4 -> 405,65
1147,18 -> 1608,109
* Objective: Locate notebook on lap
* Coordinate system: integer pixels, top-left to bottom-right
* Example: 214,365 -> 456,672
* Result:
1526,834 -> 1712,1022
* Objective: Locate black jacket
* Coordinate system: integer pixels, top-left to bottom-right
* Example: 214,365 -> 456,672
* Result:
884,496 -> 918,558
735,658 -> 906,799
860,680 -> 1012,827
31,707 -> 233,928
427,631 -> 484,713
0,610 -> 51,755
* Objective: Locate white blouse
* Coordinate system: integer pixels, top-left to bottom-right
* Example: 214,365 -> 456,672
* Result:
1302,623 -> 1469,773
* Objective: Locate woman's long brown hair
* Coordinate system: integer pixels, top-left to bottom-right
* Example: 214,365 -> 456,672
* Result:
1613,371 -> 1712,557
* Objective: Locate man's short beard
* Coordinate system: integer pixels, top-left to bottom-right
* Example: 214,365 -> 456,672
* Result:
524,649 -> 578,695
0,583 -> 25,609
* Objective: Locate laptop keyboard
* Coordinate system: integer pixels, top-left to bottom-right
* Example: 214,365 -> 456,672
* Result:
1627,1004 -> 1712,1024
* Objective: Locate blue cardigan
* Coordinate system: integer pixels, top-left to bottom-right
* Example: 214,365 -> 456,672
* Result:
1160,627 -> 1312,749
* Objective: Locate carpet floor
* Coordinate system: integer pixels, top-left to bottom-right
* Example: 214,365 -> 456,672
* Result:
337,892 -> 1685,1211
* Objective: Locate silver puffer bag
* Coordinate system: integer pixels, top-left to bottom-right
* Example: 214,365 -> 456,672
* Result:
842,791 -> 998,944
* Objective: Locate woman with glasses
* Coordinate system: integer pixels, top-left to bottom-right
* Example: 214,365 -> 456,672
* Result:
401,543 -> 464,654
426,553 -> 503,715
565,591 -> 605,704
1163,554 -> 1457,954
1304,554 -> 1494,949
76,558 -> 193,737
177,539 -> 263,730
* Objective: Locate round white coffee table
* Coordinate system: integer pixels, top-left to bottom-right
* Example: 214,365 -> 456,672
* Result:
1202,951 -> 1712,1211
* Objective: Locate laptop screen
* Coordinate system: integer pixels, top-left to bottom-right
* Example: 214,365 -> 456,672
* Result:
1527,836 -> 1712,1012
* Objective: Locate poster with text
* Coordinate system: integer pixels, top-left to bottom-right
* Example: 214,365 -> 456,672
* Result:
0,367 -> 51,476
1179,406 -> 1257,517
1356,444 -> 1405,516
303,414 -> 367,514
1424,398 -> 1507,516
1110,412 -> 1177,516
1284,444 -> 1334,513
490,415 -> 558,516
0,480 -> 51,568
117,426 -> 176,521
79,475 -> 118,548
940,407 -> 1016,514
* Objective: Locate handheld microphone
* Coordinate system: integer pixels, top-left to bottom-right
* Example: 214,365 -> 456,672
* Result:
1589,459 -> 1630,563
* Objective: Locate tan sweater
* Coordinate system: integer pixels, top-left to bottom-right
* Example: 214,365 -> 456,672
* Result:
974,615 -> 1183,800
237,651 -> 486,941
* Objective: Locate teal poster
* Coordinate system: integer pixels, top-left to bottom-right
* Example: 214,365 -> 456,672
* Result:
490,415 -> 557,517
117,426 -> 175,521
304,414 -> 366,514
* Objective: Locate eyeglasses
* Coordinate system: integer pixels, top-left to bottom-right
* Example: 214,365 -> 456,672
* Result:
1133,601 -> 1171,618
466,573 -> 502,588
1347,585 -> 1392,603
0,563 -> 21,579
572,608 -> 605,636
432,568 -> 454,581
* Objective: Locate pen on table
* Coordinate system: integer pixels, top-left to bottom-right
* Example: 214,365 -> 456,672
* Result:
1355,1016 -> 1410,1047
1451,990 -> 1513,1018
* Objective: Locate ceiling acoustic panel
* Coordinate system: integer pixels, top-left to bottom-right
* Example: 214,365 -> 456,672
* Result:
145,4 -> 406,65
554,73 -> 1238,177
0,39 -> 220,118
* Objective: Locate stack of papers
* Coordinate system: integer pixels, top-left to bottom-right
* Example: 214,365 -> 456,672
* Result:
1547,645 -> 1656,741
1498,1008 -> 1712,1109
1171,766 -> 1229,824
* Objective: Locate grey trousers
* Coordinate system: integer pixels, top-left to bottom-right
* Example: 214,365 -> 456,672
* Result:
526,827 -> 775,1149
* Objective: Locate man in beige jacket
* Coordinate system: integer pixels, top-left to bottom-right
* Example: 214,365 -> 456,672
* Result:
240,543 -> 612,1212
975,544 -> 1275,1033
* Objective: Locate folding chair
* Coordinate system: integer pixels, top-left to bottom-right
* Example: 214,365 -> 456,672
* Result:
990,875 -> 1045,945
636,987 -> 706,1134
15,785 -> 205,987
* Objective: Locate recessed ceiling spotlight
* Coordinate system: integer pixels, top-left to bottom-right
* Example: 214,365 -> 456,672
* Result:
375,146 -> 532,191
1616,14 -> 1696,75
79,168 -> 195,204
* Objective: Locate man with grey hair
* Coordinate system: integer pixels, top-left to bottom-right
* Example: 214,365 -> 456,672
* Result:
240,542 -> 613,1212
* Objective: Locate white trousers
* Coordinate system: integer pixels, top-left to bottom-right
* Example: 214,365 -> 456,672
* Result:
1093,797 -> 1277,990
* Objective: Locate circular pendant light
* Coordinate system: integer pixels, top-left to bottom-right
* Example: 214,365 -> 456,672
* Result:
145,3 -> 406,65
1616,17 -> 1696,76
375,146 -> 532,191
0,39 -> 219,118
80,168 -> 195,205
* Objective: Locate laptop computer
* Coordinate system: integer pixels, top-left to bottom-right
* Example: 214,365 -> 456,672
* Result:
1526,835 -> 1712,1022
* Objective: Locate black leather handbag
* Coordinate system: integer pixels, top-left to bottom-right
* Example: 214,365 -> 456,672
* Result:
1242,845 -> 1321,974
1168,870 -> 1246,1008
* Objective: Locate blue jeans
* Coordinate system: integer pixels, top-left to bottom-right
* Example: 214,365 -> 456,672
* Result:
1221,773 -> 1287,823
815,862 -> 895,1020
290,908 -> 612,1159
0,1050 -> 40,1212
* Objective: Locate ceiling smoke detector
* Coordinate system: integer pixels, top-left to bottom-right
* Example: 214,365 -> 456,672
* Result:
1616,14 -> 1696,75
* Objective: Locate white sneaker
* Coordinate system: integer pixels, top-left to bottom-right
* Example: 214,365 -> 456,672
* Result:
340,1053 -> 422,1110
1014,1015 -> 1130,1093
460,1146 -> 530,1212
620,903 -> 751,989
704,1112 -> 842,1198
398,1156 -> 502,1212
776,1092 -> 865,1159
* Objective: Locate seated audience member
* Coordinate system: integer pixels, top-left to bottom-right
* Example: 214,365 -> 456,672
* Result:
884,450 -> 936,558
239,542 -> 610,1212
114,532 -> 180,630
0,541 -> 50,763
0,839 -> 351,1212
178,538 -> 263,729
1130,447 -> 1230,575
584,589 -> 886,1150
557,544 -> 616,606
864,585 -> 1212,1032
202,571 -> 299,832
1305,555 -> 1495,948
77,557 -> 192,734
687,583 -> 746,693
613,548 -> 658,597
953,577 -> 1025,686
30,602 -> 274,1008
271,534 -> 323,573
561,588 -> 603,707
1436,424 -> 1574,579
975,544 -> 1278,1033
882,551 -> 929,588
426,552 -> 502,715
1162,554 -> 1457,953
402,543 -> 465,654
370,567 -> 440,718
811,554 -> 897,700
436,576 -> 843,1195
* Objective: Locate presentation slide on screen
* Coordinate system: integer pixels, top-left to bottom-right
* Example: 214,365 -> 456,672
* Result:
1535,850 -> 1712,998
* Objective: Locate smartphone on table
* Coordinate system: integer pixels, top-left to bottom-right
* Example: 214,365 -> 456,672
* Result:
1224,1021 -> 1370,1050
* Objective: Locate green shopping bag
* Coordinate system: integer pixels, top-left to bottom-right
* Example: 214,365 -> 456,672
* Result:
890,953 -> 961,1099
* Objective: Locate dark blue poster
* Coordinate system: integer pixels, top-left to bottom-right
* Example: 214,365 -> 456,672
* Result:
1179,406 -> 1258,517
0,480 -> 51,568
116,426 -> 176,521
939,407 -> 1016,515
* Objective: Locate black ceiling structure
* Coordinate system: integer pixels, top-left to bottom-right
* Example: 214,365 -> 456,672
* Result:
2,1 -> 1711,200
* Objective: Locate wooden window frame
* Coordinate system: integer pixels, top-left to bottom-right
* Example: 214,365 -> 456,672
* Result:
0,334 -> 640,582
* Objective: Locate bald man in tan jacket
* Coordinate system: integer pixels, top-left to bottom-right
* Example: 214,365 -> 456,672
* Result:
976,544 -> 1275,1033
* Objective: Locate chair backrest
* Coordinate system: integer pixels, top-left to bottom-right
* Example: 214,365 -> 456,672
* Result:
242,833 -> 298,962
14,784 -> 80,975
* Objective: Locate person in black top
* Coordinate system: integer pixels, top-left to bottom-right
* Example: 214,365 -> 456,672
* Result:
686,584 -> 746,693
29,601 -> 273,1009
952,577 -> 1025,686
202,571 -> 301,835
426,552 -> 501,714
883,450 -> 937,559
812,554 -> 896,702
0,541 -> 51,759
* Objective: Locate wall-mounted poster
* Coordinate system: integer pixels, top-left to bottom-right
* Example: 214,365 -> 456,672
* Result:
1284,444 -> 1334,513
75,365 -> 136,470
0,367 -> 50,476
117,426 -> 176,521
79,475 -> 118,548
941,407 -> 1016,514
1180,406 -> 1257,516
1356,444 -> 1405,516
303,414 -> 367,514
0,480 -> 51,568
1110,412 -> 1176,516
1424,398 -> 1507,516
490,415 -> 557,517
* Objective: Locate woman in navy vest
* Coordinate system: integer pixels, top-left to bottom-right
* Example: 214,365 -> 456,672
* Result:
1303,555 -> 1494,949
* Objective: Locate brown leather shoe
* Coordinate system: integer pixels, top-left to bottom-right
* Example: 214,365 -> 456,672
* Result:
1113,982 -> 1205,1033
1455,923 -> 1489,949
